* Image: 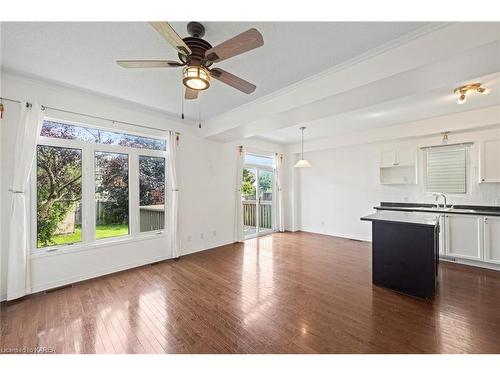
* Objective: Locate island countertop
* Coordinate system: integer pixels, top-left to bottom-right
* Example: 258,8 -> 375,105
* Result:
361,210 -> 440,227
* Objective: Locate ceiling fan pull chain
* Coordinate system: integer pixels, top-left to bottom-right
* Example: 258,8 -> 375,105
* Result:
181,88 -> 185,120
198,99 -> 202,129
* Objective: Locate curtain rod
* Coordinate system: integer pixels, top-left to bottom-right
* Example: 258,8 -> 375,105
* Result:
0,96 -> 177,134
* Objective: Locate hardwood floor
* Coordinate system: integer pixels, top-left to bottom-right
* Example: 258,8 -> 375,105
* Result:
1,231 -> 500,354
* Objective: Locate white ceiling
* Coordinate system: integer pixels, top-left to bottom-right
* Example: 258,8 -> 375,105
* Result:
256,73 -> 500,144
197,23 -> 500,145
0,21 -> 428,121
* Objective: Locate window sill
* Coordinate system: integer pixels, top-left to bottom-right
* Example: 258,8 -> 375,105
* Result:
31,231 -> 168,259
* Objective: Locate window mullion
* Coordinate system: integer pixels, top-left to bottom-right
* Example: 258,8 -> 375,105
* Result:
83,144 -> 96,244
129,150 -> 140,237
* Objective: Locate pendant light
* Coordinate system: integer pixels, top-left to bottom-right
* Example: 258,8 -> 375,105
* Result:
294,126 -> 312,168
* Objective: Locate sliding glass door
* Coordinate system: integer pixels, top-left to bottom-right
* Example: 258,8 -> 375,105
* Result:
258,169 -> 273,235
242,167 -> 258,238
242,154 -> 274,239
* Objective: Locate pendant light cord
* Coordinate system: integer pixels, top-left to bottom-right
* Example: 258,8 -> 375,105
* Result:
300,126 -> 306,159
301,128 -> 304,159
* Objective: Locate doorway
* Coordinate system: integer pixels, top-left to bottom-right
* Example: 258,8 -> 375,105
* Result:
242,154 -> 274,239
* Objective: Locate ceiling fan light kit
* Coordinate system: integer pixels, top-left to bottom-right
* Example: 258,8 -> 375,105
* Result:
454,82 -> 491,104
118,21 -> 264,105
183,65 -> 210,90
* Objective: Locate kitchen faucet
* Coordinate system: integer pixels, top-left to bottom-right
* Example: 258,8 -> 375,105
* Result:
432,193 -> 447,209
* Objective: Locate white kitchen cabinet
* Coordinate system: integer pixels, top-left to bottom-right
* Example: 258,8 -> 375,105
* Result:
484,216 -> 500,264
380,150 -> 398,168
445,214 -> 483,260
379,148 -> 417,185
397,149 -> 417,167
480,139 -> 500,183
380,148 -> 416,167
438,214 -> 446,255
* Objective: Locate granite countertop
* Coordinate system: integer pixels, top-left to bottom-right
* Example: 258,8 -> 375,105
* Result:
374,202 -> 500,217
361,210 -> 440,227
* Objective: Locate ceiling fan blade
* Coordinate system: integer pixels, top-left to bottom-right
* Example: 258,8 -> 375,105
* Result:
117,60 -> 183,68
205,28 -> 263,63
185,87 -> 199,100
149,22 -> 192,56
210,68 -> 256,94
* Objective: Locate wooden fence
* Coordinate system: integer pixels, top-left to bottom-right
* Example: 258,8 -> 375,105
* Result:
243,200 -> 272,229
139,205 -> 165,232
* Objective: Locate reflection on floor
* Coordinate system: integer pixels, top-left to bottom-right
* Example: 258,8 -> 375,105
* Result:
1,231 -> 500,353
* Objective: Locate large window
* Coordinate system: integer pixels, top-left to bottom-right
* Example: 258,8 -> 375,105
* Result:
139,156 -> 166,232
95,152 -> 130,239
41,120 -> 166,150
35,119 -> 167,250
424,144 -> 469,194
36,145 -> 82,248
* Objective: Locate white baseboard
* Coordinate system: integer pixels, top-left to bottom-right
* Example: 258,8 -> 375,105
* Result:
298,228 -> 371,242
181,240 -> 235,257
1,254 -> 171,302
440,256 -> 500,272
1,241 -> 236,302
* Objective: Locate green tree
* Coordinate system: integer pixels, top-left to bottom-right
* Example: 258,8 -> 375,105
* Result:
258,173 -> 273,193
139,156 -> 165,206
241,168 -> 256,197
37,146 -> 82,247
95,153 -> 129,225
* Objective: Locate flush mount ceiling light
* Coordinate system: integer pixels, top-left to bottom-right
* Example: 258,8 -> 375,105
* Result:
294,126 -> 312,168
183,65 -> 210,90
441,131 -> 450,144
454,83 -> 491,104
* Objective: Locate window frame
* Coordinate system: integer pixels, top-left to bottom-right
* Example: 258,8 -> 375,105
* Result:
31,117 -> 168,257
422,143 -> 472,196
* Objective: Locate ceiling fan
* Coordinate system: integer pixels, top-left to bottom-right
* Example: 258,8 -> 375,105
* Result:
117,22 -> 264,100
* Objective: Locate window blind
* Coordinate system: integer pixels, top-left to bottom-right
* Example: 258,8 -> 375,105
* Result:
425,146 -> 467,194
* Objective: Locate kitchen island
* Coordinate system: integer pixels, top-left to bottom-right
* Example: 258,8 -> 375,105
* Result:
361,210 -> 440,298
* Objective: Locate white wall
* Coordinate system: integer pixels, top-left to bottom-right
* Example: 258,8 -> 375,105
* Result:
0,72 -> 283,300
287,125 -> 500,242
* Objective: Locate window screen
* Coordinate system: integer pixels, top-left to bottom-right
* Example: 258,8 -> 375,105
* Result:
425,145 -> 468,194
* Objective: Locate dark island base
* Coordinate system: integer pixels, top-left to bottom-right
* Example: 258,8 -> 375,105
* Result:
372,221 -> 438,299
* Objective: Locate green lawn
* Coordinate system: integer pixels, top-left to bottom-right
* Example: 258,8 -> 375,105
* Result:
96,224 -> 129,239
38,224 -> 129,248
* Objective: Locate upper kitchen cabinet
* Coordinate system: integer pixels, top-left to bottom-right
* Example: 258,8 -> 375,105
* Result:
479,139 -> 500,183
380,148 -> 416,167
379,148 -> 417,185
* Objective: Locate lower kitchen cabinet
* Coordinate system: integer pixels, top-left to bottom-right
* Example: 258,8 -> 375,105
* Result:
444,214 -> 483,260
383,209 -> 499,269
484,216 -> 500,264
438,215 -> 446,255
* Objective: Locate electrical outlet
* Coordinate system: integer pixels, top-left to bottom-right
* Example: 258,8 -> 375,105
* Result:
200,233 -> 204,239
187,235 -> 191,242
321,221 -> 325,227
212,230 -> 217,237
